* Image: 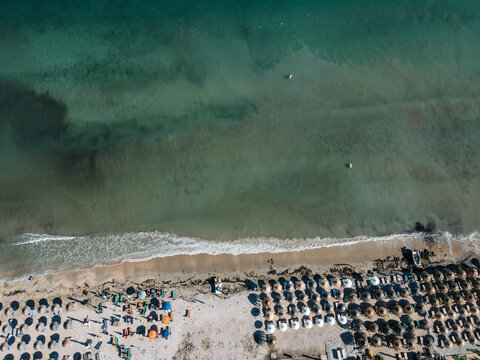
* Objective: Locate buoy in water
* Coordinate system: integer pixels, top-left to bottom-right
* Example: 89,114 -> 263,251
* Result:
346,163 -> 352,168
286,74 -> 294,79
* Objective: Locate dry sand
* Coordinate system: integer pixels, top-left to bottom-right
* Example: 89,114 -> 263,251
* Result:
0,234 -> 478,360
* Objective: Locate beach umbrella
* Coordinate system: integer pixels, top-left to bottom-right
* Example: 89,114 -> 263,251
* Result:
416,303 -> 426,315
370,277 -> 380,286
38,305 -> 47,314
279,321 -> 288,332
161,315 -> 170,325
434,270 -> 444,282
161,329 -> 169,339
423,335 -> 434,347
50,322 -> 59,331
265,311 -> 274,321
261,284 -> 272,295
464,322 -> 473,331
343,279 -> 353,288
273,283 -> 282,294
457,268 -> 467,279
364,306 -> 374,319
62,338 -> 71,348
291,319 -> 300,330
48,340 -> 58,349
376,306 -> 387,318
319,279 -> 329,289
470,267 -> 479,278
374,289 -> 383,300
435,311 -> 444,321
148,330 -> 158,339
391,304 -> 402,316
403,303 -> 414,314
326,314 -> 336,326
4,307 -> 13,316
445,269 -> 455,281
64,319 -> 74,330
361,291 -> 371,302
262,298 -> 273,309
330,278 -> 340,288
336,303 -> 346,314
33,340 -> 43,350
52,304 -> 61,314
19,324 -> 27,334
419,319 -> 429,330
391,337 -> 401,350
301,305 -> 310,316
370,335 -> 382,347
311,293 -> 320,304
459,307 -> 468,317
22,306 -> 30,316
296,281 -> 306,291
338,315 -> 347,325
443,339 -> 452,349
405,337 -> 415,349
18,341 -> 26,351
425,284 -> 435,295
266,322 -> 275,334
367,321 -> 379,333
437,283 -> 448,294
429,296 -> 440,307
304,318 -> 313,329
0,343 -> 7,352
2,324 -> 12,334
138,291 -> 147,299
36,322 -> 45,332
421,271 -> 431,282
349,308 -> 360,319
65,302 -> 75,312
399,287 -> 409,298
470,305 -> 479,315
314,316 -> 324,328
348,292 -> 357,302
466,292 -> 476,302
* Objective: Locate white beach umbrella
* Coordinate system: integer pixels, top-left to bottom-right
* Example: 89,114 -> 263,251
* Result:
33,340 -> 43,350
266,323 -> 275,334
291,319 -> 300,330
370,277 -> 380,286
52,304 -> 61,314
343,279 -> 353,288
36,322 -> 45,332
22,306 -> 30,316
301,306 -> 310,316
0,342 -> 7,352
279,321 -> 288,332
38,305 -> 47,314
2,324 -> 12,334
338,315 -> 348,325
326,315 -> 336,326
304,318 -> 313,329
17,341 -> 26,351
315,317 -> 324,328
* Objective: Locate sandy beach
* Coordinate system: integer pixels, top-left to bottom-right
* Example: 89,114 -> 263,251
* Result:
1,234 -> 479,360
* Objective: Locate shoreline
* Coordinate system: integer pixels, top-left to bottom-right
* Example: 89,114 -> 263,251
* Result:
1,233 -> 475,301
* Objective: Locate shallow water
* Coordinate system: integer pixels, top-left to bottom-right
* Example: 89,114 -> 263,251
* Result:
1,1 -> 480,277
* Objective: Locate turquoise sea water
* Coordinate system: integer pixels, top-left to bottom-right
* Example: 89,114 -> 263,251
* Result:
0,0 -> 480,277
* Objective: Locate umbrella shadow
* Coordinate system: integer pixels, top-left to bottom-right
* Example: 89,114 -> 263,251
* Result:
254,320 -> 263,329
253,330 -> 265,345
251,307 -> 260,317
247,294 -> 258,306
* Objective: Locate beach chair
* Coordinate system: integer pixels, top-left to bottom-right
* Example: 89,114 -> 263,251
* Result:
114,295 -> 119,306
112,317 -> 120,326
94,341 -> 102,350
161,289 -> 165,297
167,326 -> 171,335
186,309 -> 191,318
169,312 -> 173,322
171,291 -> 175,300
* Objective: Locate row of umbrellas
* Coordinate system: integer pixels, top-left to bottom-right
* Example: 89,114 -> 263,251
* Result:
3,302 -> 75,317
0,337 -> 71,352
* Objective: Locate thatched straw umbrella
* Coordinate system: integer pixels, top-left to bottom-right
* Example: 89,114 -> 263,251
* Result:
466,292 -> 476,302
443,339 -> 452,349
364,306 -> 374,319
470,267 -> 479,278
354,320 -> 365,332
273,283 -> 282,294
459,307 -> 468,317
448,281 -> 459,292
419,319 -> 429,330
331,277 -> 341,288
421,271 -> 431,282
265,310 -> 274,321
296,281 -> 306,291
391,304 -> 403,316
434,270 -> 444,282
399,287 -> 409,298
444,269 -> 454,281
416,303 -> 426,315
374,289 -> 383,300
423,335 -> 434,347
429,296 -> 440,307
391,337 -> 401,350
361,291 -> 371,302
262,284 -> 272,295
447,308 -> 457,319
425,284 -> 435,296
349,308 -> 360,319
469,304 -> 479,315
348,292 -> 357,303
377,306 -> 388,318
66,302 -> 75,312
454,293 -> 465,304
435,311 -> 444,321
437,283 -> 448,294
456,268 -> 467,279
464,322 -> 473,331
262,298 -> 273,309
367,321 -> 379,333
405,337 -> 415,349
370,334 -> 382,347
403,303 -> 414,315
319,279 -> 329,290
